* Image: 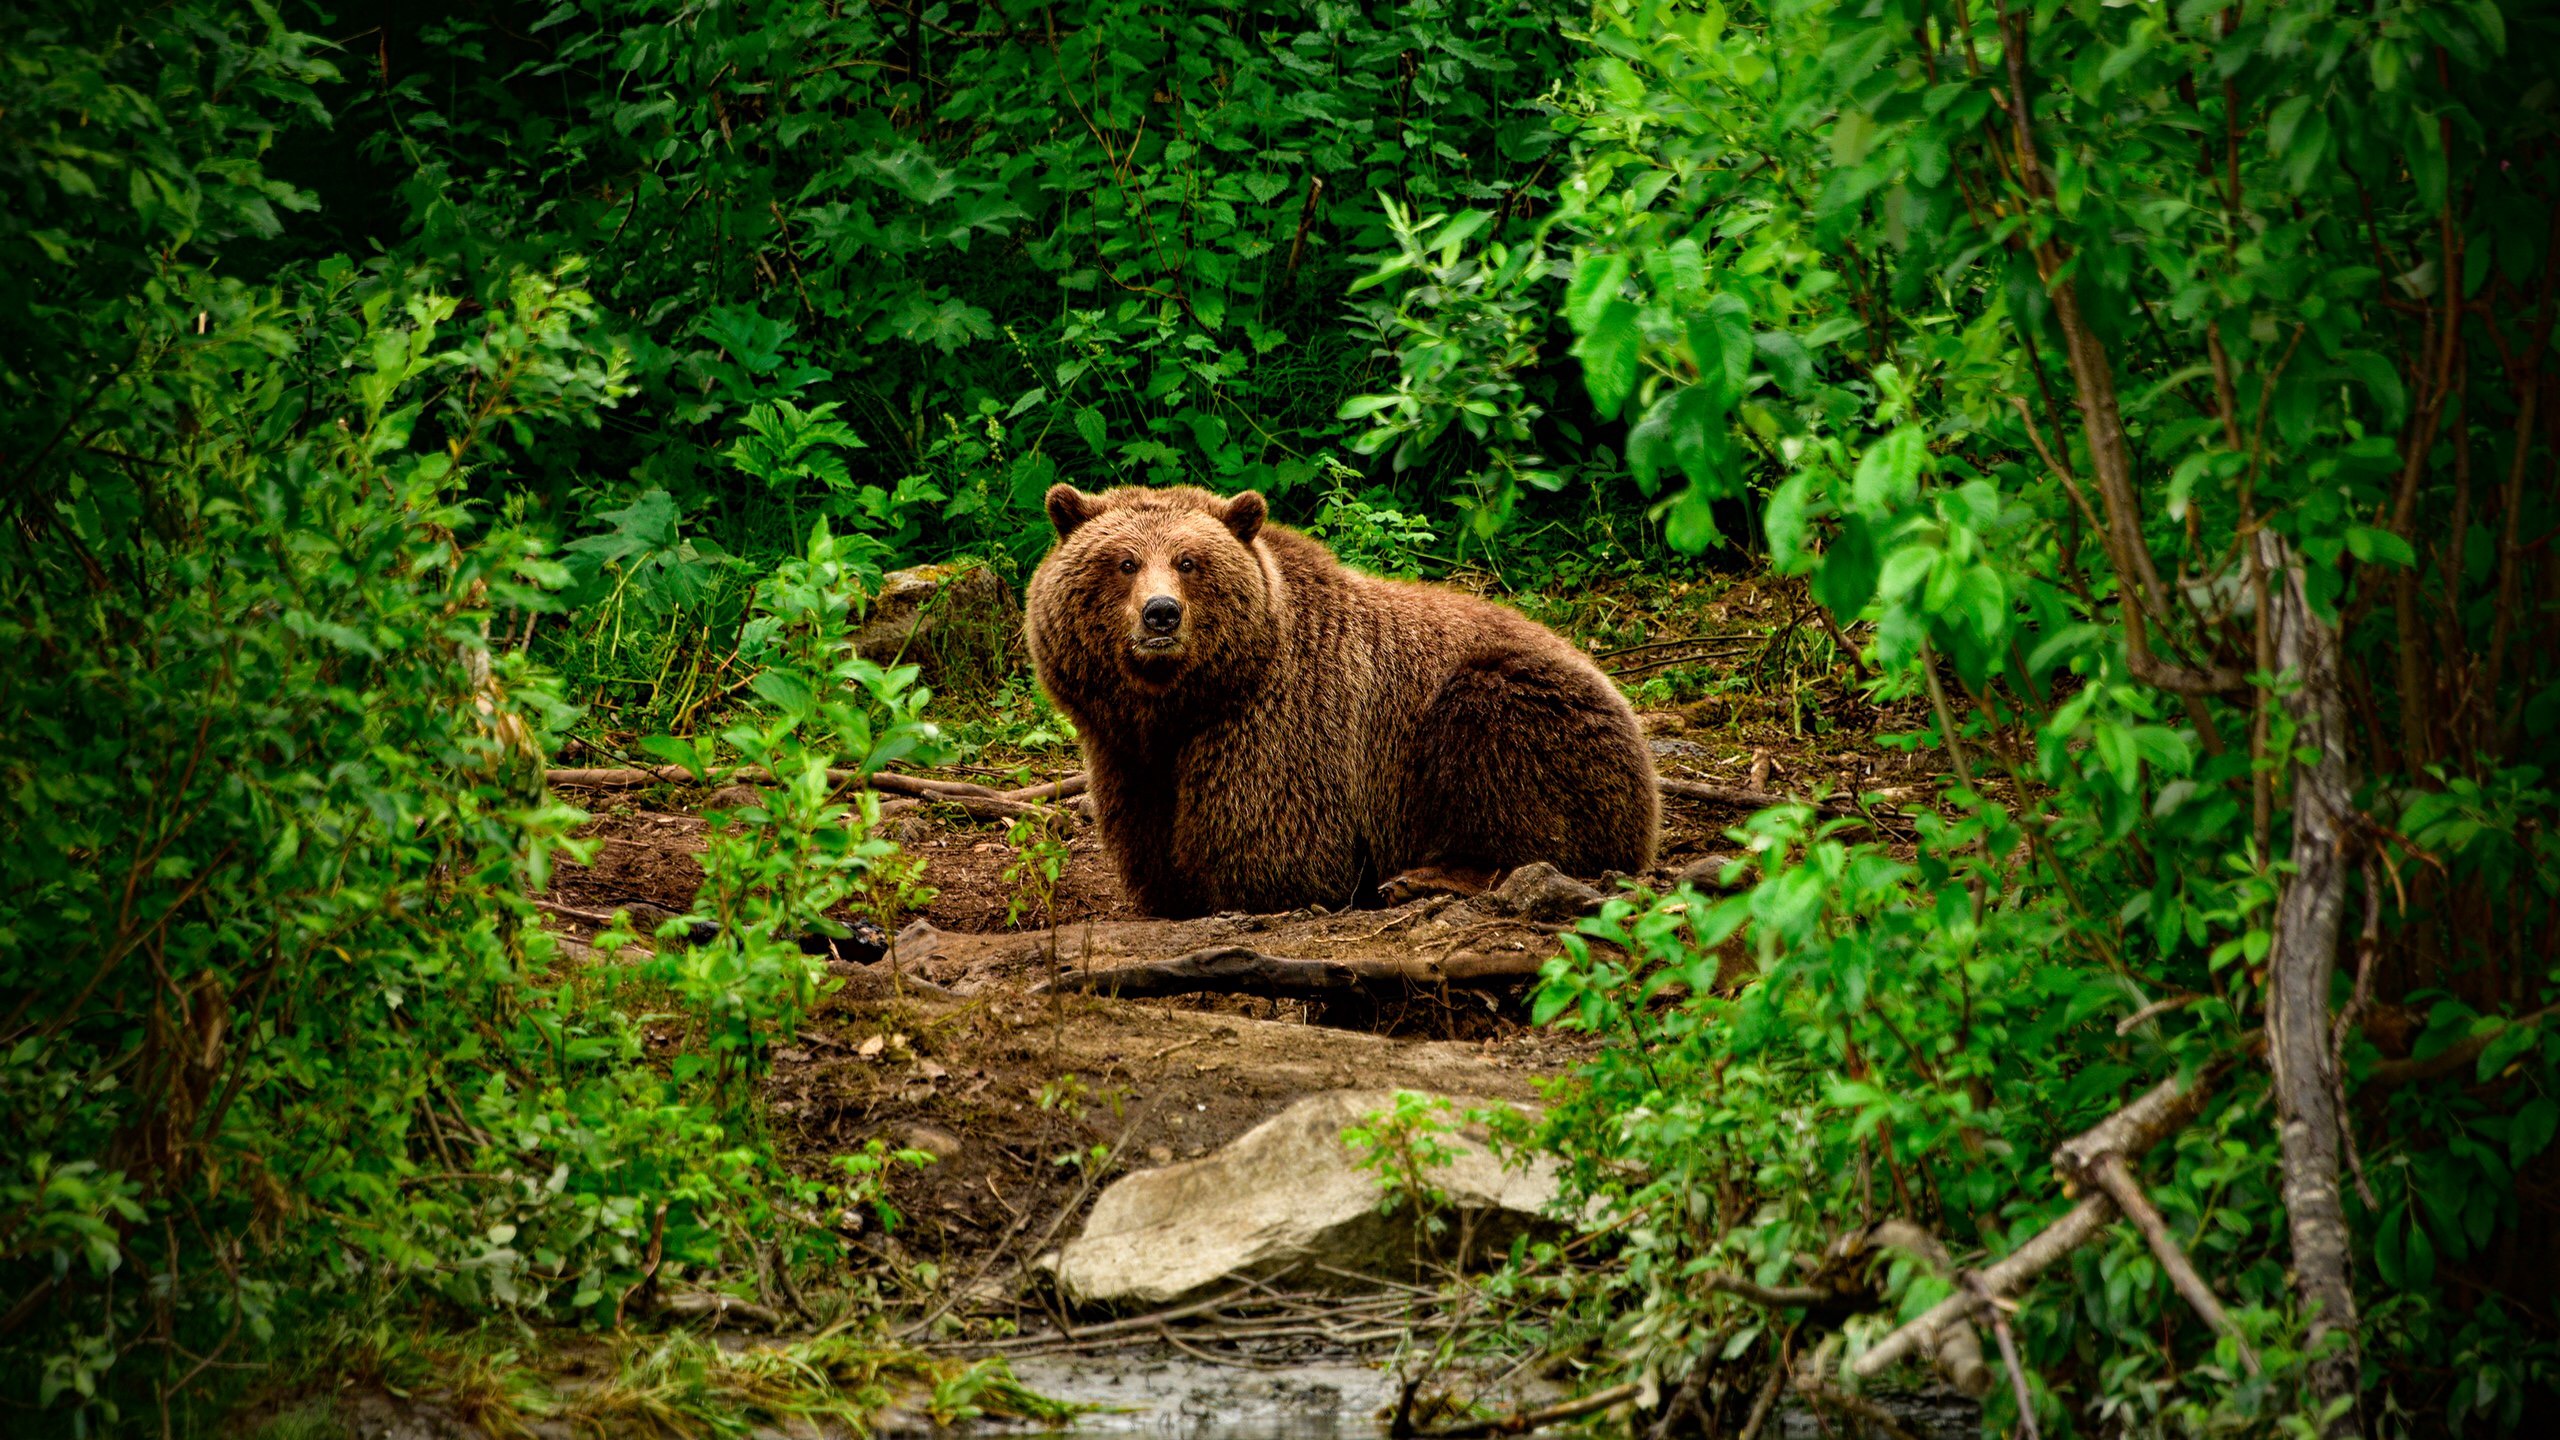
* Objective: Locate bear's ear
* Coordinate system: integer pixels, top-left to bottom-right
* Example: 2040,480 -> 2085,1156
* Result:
1221,490 -> 1267,544
1046,484 -> 1099,537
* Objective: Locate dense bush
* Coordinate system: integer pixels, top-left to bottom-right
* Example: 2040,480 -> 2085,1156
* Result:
1464,0 -> 2560,1434
312,0 -> 1593,556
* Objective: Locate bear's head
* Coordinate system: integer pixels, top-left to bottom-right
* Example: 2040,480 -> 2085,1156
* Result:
1025,484 -> 1278,720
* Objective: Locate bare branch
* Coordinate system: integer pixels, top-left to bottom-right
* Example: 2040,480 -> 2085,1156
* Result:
2086,1153 -> 2260,1374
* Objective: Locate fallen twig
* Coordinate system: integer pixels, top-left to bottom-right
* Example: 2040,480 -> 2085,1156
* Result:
1656,777 -> 1907,831
1735,1362 -> 1785,1440
878,791 -> 1072,825
659,1290 -> 784,1331
1034,945 -> 1548,1000
547,763 -> 1079,822
1702,1272 -> 1834,1309
1413,1380 -> 1643,1439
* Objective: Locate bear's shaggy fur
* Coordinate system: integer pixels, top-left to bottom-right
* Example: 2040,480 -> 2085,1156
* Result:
1025,484 -> 1657,918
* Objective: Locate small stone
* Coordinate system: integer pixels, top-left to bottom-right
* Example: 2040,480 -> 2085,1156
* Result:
895,1124 -> 964,1161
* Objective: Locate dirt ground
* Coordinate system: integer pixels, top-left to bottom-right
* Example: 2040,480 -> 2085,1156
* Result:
537,575 -> 1942,1328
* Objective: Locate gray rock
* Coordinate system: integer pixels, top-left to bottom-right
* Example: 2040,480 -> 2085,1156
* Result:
1052,1089 -> 1558,1308
852,563 -> 1018,688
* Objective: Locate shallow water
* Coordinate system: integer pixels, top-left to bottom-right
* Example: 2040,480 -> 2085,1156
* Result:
984,1352 -> 1979,1440
998,1353 -> 1403,1440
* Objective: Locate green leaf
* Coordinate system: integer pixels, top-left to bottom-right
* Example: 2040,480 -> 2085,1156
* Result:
2344,525 -> 2418,569
2511,1098 -> 2558,1170
1754,331 -> 1815,394
1665,486 -> 1722,553
2337,351 -> 2407,430
1852,426 -> 1927,516
749,669 -> 818,717
1813,515 -> 1881,615
1571,300 -> 1642,419
640,734 -> 708,782
1566,253 -> 1632,335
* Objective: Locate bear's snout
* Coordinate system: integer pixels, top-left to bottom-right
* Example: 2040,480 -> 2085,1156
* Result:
1140,594 -> 1183,636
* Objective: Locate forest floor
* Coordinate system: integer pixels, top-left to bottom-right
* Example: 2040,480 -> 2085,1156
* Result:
532,573 -> 1943,1369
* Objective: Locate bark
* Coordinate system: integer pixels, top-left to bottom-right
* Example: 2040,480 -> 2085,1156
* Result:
2260,531 -> 2362,1437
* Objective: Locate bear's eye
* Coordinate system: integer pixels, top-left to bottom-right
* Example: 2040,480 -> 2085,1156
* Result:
1176,555 -> 1196,573
1119,557 -> 1138,574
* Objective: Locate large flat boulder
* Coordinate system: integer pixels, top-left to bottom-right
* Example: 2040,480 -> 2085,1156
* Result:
1052,1089 -> 1559,1308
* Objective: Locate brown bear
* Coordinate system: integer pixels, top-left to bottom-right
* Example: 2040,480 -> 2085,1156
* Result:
1024,483 -> 1657,918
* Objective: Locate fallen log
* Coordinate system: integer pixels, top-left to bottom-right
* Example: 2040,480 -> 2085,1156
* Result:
1032,944 -> 1548,1000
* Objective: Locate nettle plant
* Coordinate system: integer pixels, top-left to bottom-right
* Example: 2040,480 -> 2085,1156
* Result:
1356,0 -> 2560,1435
644,522 -> 947,1100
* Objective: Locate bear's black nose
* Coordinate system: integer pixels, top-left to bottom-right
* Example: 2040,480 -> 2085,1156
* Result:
1141,595 -> 1183,634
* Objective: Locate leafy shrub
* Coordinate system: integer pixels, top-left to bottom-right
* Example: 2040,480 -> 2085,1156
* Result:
1467,0 -> 2560,1433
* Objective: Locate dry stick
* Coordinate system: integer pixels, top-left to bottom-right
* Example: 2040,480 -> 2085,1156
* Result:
1865,1220 -> 1989,1396
1411,1380 -> 1644,1440
1852,1194 -> 2114,1383
1977,1290 -> 2041,1440
1735,1362 -> 1787,1440
967,1282 -> 1265,1352
877,792 -> 1071,825
2085,1153 -> 2260,1375
1657,777 -> 1891,825
1703,1271 -> 1835,1309
547,764 -> 994,796
1595,633 -> 1762,662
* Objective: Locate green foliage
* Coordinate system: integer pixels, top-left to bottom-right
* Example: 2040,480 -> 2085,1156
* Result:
0,4 -> 942,1424
1478,0 -> 2560,1432
333,0 -> 1591,566
1304,463 -> 1448,579
641,521 -> 946,1100
1345,1091 -> 1468,1250
12,0 -> 2559,1431
1002,812 -> 1074,932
